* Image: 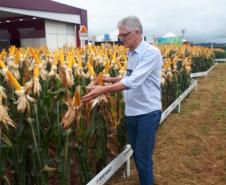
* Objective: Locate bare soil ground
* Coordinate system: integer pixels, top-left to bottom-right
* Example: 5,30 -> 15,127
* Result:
107,63 -> 226,185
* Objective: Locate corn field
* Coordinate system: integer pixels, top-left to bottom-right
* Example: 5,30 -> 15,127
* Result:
0,44 -> 214,185
159,44 -> 214,108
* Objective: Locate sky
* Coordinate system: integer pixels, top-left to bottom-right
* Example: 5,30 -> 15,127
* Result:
52,0 -> 226,43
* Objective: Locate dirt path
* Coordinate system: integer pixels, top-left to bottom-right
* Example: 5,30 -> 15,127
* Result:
108,63 -> 226,185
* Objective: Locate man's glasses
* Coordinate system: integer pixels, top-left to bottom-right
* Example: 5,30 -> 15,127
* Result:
118,31 -> 133,40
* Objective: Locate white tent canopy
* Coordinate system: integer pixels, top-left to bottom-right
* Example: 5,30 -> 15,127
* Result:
109,29 -> 119,41
95,29 -> 119,42
162,32 -> 177,38
158,32 -> 182,44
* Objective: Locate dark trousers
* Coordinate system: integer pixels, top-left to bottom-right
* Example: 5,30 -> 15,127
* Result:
125,110 -> 162,185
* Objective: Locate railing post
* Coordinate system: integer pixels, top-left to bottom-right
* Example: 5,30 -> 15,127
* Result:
177,102 -> 181,113
126,156 -> 131,177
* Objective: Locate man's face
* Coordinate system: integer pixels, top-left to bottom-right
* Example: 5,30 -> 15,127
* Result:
118,25 -> 139,49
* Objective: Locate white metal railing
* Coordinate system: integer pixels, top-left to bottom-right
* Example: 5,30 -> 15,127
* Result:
190,63 -> 217,78
87,144 -> 133,185
214,58 -> 226,62
160,79 -> 197,123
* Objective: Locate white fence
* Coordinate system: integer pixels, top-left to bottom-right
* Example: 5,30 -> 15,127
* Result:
160,79 -> 197,123
87,145 -> 133,185
214,58 -> 226,62
190,63 -> 217,78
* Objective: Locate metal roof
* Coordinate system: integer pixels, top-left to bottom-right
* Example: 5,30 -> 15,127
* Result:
0,0 -> 87,25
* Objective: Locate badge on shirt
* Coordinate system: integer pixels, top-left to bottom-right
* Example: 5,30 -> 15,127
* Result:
126,69 -> 133,76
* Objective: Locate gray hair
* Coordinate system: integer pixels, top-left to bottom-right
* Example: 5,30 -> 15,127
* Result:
117,16 -> 143,34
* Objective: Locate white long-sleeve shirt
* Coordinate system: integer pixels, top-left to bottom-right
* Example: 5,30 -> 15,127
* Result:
121,40 -> 162,116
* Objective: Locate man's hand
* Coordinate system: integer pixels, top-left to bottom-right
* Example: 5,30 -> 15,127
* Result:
82,85 -> 106,103
102,76 -> 122,84
82,81 -> 126,103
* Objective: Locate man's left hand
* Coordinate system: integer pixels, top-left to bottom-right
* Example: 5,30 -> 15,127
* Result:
82,85 -> 106,103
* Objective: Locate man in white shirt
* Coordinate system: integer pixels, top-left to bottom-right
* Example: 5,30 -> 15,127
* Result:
82,16 -> 162,185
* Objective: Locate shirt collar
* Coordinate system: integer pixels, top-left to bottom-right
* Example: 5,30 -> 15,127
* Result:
128,39 -> 145,55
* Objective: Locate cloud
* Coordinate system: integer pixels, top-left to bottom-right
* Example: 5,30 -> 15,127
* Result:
54,0 -> 226,43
